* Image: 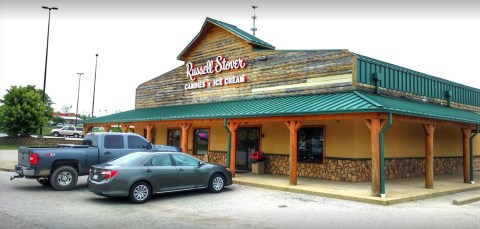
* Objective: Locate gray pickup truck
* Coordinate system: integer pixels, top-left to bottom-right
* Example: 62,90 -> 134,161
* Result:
11,132 -> 181,191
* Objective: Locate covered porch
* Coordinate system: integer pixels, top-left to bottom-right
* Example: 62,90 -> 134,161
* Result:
83,92 -> 480,198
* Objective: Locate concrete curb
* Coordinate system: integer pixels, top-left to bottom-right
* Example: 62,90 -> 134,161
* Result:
452,195 -> 480,205
0,168 -> 14,172
0,160 -> 15,172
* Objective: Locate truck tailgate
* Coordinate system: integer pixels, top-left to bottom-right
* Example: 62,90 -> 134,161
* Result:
17,147 -> 31,166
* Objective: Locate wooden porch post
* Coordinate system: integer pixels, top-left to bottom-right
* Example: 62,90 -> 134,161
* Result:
285,120 -> 303,185
228,122 -> 241,177
103,125 -> 111,132
145,124 -> 155,142
423,124 -> 436,189
83,125 -> 93,136
180,123 -> 192,154
366,119 -> 381,196
121,124 -> 129,133
461,128 -> 472,183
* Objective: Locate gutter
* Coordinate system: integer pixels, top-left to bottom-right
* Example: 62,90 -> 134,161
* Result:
224,118 -> 231,167
380,113 -> 393,197
470,124 -> 479,184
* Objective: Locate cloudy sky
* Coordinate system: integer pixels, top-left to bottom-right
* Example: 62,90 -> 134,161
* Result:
1,0 -> 479,117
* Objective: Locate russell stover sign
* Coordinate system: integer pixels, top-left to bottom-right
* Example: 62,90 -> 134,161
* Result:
184,56 -> 247,90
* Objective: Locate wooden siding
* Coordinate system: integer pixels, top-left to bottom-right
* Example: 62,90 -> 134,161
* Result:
136,25 -> 353,108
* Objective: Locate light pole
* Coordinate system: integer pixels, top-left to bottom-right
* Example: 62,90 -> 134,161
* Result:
40,6 -> 58,136
91,54 -> 99,118
75,73 -> 84,126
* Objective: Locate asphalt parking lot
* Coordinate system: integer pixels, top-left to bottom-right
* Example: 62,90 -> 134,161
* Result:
1,171 -> 480,229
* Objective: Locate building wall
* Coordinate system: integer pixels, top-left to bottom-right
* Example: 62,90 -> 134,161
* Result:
136,25 -> 354,109
137,119 -> 477,159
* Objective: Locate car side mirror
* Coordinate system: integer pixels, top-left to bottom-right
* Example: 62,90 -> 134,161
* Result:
145,142 -> 153,150
197,161 -> 204,167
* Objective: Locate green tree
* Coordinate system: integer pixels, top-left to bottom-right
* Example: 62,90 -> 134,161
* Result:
0,85 -> 54,136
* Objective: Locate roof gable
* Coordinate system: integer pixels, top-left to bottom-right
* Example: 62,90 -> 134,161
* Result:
177,17 -> 275,60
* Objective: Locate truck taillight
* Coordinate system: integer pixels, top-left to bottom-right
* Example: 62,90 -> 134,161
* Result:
100,170 -> 118,179
29,153 -> 39,165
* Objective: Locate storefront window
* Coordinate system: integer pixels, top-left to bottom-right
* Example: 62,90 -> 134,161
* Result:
167,129 -> 181,147
194,128 -> 209,155
297,127 -> 324,163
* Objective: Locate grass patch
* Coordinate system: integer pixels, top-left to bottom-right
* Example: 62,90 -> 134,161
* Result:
0,144 -> 22,150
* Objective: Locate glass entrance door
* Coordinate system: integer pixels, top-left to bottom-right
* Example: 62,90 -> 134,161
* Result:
236,127 -> 260,171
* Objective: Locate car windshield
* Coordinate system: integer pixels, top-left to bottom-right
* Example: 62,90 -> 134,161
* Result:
107,153 -> 145,166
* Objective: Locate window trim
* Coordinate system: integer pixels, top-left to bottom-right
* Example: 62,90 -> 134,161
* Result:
297,125 -> 326,164
193,127 -> 210,155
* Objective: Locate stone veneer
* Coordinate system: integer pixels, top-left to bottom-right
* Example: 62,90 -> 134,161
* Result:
192,151 -> 227,165
200,152 -> 479,182
264,154 -> 474,183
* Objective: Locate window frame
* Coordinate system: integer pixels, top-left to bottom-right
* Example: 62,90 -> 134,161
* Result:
193,127 -> 210,155
166,128 -> 181,147
297,125 -> 326,164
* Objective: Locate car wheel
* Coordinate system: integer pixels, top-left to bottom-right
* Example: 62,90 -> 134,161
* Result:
208,173 -> 225,193
53,132 -> 60,137
50,166 -> 78,191
73,133 -> 79,138
37,177 -> 50,186
129,181 -> 151,204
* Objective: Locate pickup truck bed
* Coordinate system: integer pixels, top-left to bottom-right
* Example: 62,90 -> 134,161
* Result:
11,132 -> 179,191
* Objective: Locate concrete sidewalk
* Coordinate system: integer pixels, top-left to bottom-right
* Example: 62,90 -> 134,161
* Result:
233,172 -> 480,205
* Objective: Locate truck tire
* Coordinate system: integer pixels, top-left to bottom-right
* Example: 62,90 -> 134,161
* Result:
37,177 -> 50,186
49,166 -> 78,191
53,132 -> 60,137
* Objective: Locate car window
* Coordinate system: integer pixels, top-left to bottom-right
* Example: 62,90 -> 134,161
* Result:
108,153 -> 145,166
68,127 -> 75,131
104,135 -> 124,149
128,135 -> 148,149
82,135 -> 98,147
77,128 -> 83,131
171,154 -> 198,166
145,154 -> 172,166
61,127 -> 68,130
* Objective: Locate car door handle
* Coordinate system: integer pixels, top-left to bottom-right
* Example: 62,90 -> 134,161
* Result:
104,152 -> 111,155
145,169 -> 152,173
178,168 -> 184,172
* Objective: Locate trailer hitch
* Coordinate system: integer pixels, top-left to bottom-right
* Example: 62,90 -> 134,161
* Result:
10,174 -> 23,181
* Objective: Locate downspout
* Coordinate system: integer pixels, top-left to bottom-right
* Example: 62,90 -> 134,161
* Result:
470,124 -> 479,184
224,118 -> 231,167
379,113 -> 392,198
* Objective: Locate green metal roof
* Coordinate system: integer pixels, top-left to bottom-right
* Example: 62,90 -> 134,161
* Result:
177,17 -> 275,60
85,92 -> 480,125
354,53 -> 480,107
